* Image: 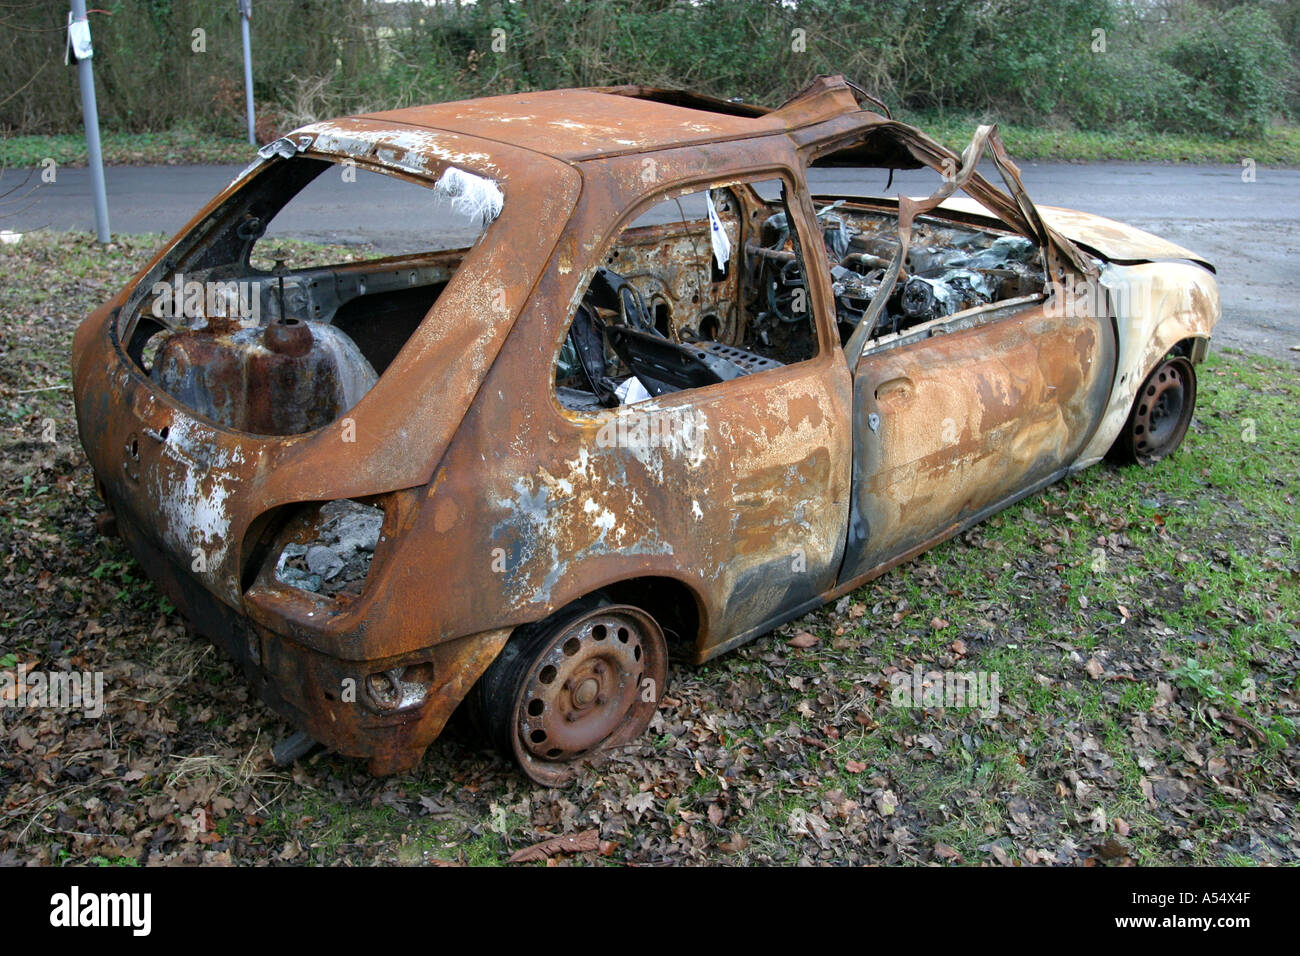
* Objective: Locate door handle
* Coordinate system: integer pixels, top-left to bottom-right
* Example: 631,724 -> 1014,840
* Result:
875,376 -> 913,401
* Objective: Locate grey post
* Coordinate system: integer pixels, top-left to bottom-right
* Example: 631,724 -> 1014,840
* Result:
239,0 -> 255,145
70,0 -> 110,243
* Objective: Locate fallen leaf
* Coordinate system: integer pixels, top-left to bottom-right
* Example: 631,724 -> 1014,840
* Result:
1150,777 -> 1190,804
934,843 -> 963,862
509,829 -> 600,863
624,791 -> 656,820
788,631 -> 819,648
1095,837 -> 1130,860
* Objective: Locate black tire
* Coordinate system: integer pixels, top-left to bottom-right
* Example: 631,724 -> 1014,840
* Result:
1109,355 -> 1197,466
469,595 -> 668,786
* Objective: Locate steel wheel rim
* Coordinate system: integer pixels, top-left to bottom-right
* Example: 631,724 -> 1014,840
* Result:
1132,356 -> 1194,462
512,605 -> 666,784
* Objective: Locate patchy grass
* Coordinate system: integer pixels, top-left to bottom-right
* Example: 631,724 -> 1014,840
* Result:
0,231 -> 1296,866
909,114 -> 1300,167
1,128 -> 255,170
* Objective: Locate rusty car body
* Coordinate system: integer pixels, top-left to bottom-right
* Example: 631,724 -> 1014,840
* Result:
71,76 -> 1219,784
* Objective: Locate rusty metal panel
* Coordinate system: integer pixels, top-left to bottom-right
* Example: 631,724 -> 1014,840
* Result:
844,298 -> 1116,582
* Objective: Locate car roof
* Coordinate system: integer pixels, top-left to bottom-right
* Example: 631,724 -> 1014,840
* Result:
355,81 -> 867,163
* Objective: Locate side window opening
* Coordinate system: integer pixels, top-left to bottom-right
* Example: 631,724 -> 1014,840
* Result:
554,177 -> 820,412
813,202 -> 1045,346
804,145 -> 1048,347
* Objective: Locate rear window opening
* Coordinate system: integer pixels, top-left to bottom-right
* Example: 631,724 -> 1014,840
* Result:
121,155 -> 503,436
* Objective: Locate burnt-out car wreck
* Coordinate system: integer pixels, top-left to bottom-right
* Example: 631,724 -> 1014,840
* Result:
72,76 -> 1219,784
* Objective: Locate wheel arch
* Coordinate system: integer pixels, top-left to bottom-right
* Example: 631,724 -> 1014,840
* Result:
470,572 -> 707,705
1074,260 -> 1218,469
468,578 -> 686,785
591,575 -> 705,658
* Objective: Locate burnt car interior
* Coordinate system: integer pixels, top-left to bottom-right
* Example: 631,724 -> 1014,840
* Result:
802,202 -> 1046,341
810,132 -> 1053,355
554,170 -> 1048,411
120,156 -> 494,437
555,177 -> 822,411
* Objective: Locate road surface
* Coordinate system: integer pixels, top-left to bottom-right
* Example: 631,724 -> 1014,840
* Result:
4,158 -> 1297,364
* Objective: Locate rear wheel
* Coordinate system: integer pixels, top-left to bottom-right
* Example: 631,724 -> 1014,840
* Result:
1110,355 -> 1197,465
472,597 -> 668,786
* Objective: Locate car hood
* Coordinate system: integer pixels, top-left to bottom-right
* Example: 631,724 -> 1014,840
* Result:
936,197 -> 1215,273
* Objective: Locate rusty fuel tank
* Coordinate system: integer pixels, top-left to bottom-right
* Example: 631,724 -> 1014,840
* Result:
151,316 -> 377,436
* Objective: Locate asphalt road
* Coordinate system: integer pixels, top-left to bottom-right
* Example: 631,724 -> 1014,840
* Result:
5,158 -> 1298,364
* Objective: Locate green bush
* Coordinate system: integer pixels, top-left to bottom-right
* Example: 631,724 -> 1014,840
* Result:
0,0 -> 1293,140
1159,5 -> 1291,136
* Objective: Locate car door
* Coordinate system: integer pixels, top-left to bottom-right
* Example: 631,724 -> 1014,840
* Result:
842,286 -> 1116,583
795,122 -> 1117,585
487,150 -> 854,662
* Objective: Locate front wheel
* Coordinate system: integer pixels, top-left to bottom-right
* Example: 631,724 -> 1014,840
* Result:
1109,355 -> 1197,466
471,598 -> 668,786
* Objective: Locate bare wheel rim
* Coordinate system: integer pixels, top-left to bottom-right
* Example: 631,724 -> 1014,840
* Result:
511,604 -> 666,784
1131,356 -> 1195,463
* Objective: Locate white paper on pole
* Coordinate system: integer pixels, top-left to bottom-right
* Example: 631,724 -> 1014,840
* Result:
68,17 -> 93,61
705,192 -> 731,271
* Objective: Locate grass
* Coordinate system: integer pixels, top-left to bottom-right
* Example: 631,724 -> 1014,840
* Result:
724,346 -> 1299,864
1,128 -> 256,170
908,114 -> 1300,166
1,231 -> 1295,866
252,790 -> 510,866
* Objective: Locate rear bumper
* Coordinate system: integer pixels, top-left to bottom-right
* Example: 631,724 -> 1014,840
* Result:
110,501 -> 508,773
74,303 -> 508,773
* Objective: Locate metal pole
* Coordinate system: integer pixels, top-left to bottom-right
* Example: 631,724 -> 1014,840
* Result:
239,0 -> 255,145
70,0 -> 110,243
